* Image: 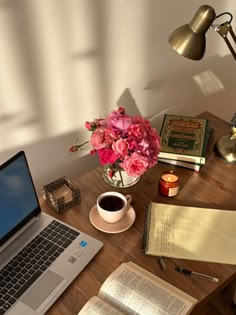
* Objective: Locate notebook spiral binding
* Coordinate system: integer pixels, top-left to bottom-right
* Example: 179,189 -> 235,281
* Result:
142,202 -> 152,253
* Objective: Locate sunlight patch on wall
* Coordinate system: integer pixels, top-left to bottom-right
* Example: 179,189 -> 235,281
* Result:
0,5 -> 42,149
193,70 -> 224,96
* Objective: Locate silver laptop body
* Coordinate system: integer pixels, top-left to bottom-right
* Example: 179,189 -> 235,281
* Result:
0,151 -> 103,315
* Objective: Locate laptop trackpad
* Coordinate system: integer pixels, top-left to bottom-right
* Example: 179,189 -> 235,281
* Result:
21,270 -> 67,311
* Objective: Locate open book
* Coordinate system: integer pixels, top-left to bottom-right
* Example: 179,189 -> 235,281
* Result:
78,261 -> 197,315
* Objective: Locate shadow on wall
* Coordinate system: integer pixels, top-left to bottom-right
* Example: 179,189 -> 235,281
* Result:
149,106 -> 191,132
159,52 -> 236,123
117,88 -> 141,116
0,88 -> 153,198
117,88 -> 194,133
0,130 -> 100,197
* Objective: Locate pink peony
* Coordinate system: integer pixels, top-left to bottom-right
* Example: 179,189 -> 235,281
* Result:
97,148 -> 120,165
109,115 -> 133,131
121,152 -> 149,177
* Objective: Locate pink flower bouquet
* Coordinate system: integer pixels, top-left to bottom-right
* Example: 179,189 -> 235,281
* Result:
70,107 -> 161,180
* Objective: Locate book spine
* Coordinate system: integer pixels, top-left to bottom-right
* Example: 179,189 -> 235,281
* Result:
142,202 -> 152,254
159,114 -> 168,136
201,119 -> 210,159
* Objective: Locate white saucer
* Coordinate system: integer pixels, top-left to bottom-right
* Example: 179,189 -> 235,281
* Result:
89,205 -> 136,234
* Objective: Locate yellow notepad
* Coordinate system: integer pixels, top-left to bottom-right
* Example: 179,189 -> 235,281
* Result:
142,202 -> 236,264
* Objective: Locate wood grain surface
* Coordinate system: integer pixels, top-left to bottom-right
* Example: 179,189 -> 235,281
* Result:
40,112 -> 236,315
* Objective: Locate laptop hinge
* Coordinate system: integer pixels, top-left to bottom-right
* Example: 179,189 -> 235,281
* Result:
0,216 -> 39,254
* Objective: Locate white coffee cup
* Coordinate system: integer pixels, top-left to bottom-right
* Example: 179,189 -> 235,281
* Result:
97,191 -> 132,224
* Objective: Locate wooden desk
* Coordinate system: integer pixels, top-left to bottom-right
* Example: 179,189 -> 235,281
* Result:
40,112 -> 236,315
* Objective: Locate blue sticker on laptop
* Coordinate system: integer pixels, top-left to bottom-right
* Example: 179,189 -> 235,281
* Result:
80,240 -> 87,247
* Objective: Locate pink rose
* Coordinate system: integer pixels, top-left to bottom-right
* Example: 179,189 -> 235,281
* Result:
90,149 -> 97,156
117,107 -> 125,114
127,140 -> 136,151
128,124 -> 145,139
107,107 -> 126,119
108,169 -> 115,178
112,139 -> 129,156
97,148 -> 119,165
85,121 -> 97,131
90,129 -> 106,150
121,152 -> 149,177
85,121 -> 92,130
133,115 -> 151,128
103,128 -> 118,144
95,118 -> 106,127
69,145 -> 78,153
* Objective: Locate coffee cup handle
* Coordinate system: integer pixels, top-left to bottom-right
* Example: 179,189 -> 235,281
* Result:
125,194 -> 132,210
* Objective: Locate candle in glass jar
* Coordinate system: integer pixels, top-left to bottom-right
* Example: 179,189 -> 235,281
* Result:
159,170 -> 180,197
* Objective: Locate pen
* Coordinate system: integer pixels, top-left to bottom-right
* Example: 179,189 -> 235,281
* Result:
175,267 -> 219,283
157,256 -> 166,271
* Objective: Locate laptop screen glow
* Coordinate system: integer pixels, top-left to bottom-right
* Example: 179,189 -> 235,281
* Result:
0,152 -> 40,245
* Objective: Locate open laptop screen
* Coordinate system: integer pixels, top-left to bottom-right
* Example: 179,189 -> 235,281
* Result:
0,151 -> 40,246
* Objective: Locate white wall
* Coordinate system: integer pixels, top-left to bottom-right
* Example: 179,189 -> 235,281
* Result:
0,0 -> 235,195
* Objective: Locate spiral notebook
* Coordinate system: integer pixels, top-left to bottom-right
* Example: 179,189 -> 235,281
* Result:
142,202 -> 236,264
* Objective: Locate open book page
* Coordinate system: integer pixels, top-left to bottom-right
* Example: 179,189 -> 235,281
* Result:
78,296 -> 124,315
146,203 -> 236,264
98,261 -> 197,315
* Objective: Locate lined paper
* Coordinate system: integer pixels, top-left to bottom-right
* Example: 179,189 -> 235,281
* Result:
146,203 -> 236,264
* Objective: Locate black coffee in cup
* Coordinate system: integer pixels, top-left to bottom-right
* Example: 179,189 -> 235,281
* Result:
99,196 -> 125,212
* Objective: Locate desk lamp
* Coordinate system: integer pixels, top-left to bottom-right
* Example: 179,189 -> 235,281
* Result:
168,5 -> 236,163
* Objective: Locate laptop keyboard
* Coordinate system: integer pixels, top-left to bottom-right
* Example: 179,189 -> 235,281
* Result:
0,220 -> 79,315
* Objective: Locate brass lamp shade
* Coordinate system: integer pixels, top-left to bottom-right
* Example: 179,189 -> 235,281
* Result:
169,25 -> 206,60
169,5 -> 216,60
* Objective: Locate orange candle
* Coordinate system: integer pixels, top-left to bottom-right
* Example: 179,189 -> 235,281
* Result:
159,170 -> 180,197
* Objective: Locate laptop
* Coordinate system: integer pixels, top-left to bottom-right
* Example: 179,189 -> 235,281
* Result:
0,151 -> 103,315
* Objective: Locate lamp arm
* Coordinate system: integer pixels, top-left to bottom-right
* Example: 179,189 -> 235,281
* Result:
214,22 -> 236,60
230,113 -> 236,140
229,24 -> 236,42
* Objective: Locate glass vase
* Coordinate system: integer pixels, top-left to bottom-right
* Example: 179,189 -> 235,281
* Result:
103,166 -> 140,188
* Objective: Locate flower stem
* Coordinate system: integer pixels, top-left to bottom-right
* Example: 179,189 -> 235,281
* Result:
118,169 -> 124,187
78,141 -> 89,148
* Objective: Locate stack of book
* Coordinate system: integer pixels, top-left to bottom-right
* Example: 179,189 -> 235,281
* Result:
158,114 -> 214,172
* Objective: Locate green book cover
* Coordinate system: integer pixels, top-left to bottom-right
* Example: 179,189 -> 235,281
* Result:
159,114 -> 210,164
